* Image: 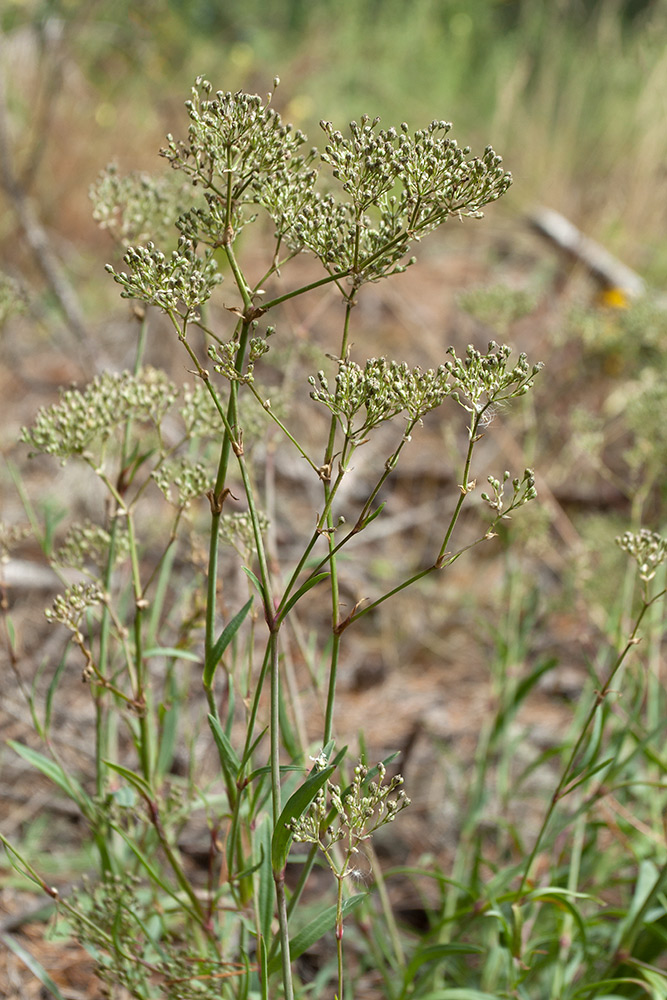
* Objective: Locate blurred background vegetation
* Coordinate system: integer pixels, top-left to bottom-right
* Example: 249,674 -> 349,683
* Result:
1,0 -> 666,290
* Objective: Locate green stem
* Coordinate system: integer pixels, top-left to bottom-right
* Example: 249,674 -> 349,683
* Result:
274,866 -> 294,1000
123,509 -> 152,783
246,382 -> 320,473
323,633 -> 341,745
225,240 -> 253,312
321,296 -> 355,742
336,874 -> 345,1000
94,311 -> 148,857
260,270 -> 350,312
436,410 -> 482,565
279,429 -> 416,605
517,589 -> 665,900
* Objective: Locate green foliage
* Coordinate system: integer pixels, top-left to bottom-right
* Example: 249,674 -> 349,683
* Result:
4,71 -> 667,1000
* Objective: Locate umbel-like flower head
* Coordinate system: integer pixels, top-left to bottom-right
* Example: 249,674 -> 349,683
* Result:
21,368 -> 177,462
617,528 -> 667,582
126,78 -> 514,297
161,76 -> 310,201
106,238 -> 222,314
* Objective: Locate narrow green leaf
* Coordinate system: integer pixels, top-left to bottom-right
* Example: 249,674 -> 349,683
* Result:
563,755 -> 615,796
8,741 -> 92,813
361,501 -> 386,528
525,887 -> 592,946
571,978 -> 652,998
256,816 -> 274,943
611,858 -> 667,958
490,657 -> 558,743
208,714 -> 241,798
242,566 -> 264,596
258,935 -> 269,1000
44,650 -> 68,735
278,679 -> 300,761
413,991 -> 508,1000
143,646 -> 201,662
104,760 -> 153,800
146,541 -> 177,647
204,597 -> 253,688
277,572 -> 330,623
1,932 -> 67,1000
234,851 -> 266,881
571,701 -> 605,778
109,823 -> 200,922
639,968 -> 667,998
267,894 -> 366,976
403,942 -> 484,982
156,684 -> 180,779
240,726 -> 268,773
246,763 -> 306,783
271,764 -> 335,873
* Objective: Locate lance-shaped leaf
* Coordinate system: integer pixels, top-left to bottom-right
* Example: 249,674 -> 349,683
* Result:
271,741 -> 343,873
276,572 -> 330,624
203,597 -> 253,689
208,714 -> 242,802
9,742 -> 94,816
267,895 -> 366,976
271,764 -> 335,874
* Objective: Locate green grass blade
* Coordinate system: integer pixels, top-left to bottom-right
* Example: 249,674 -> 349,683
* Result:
403,943 -> 485,984
0,932 -> 67,1000
8,741 -> 92,813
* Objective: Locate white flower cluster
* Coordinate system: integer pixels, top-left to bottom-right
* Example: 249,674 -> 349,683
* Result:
616,528 -> 667,582
22,368 -> 178,462
107,238 -> 222,314
309,356 -> 453,439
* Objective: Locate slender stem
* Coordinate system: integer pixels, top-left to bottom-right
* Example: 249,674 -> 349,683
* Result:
323,633 -> 341,745
261,270 -> 350,312
274,866 -> 294,1000
321,297 -> 355,742
341,535 -> 491,629
93,312 -> 148,856
123,508 -> 152,782
517,590 -> 664,900
279,429 -> 416,605
246,382 -> 320,473
336,874 -> 345,1000
240,643 -> 272,766
225,240 -> 253,312
436,410 -> 482,565
262,271 -> 349,312
275,461 -> 351,620
269,633 -> 282,821
252,245 -> 302,291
